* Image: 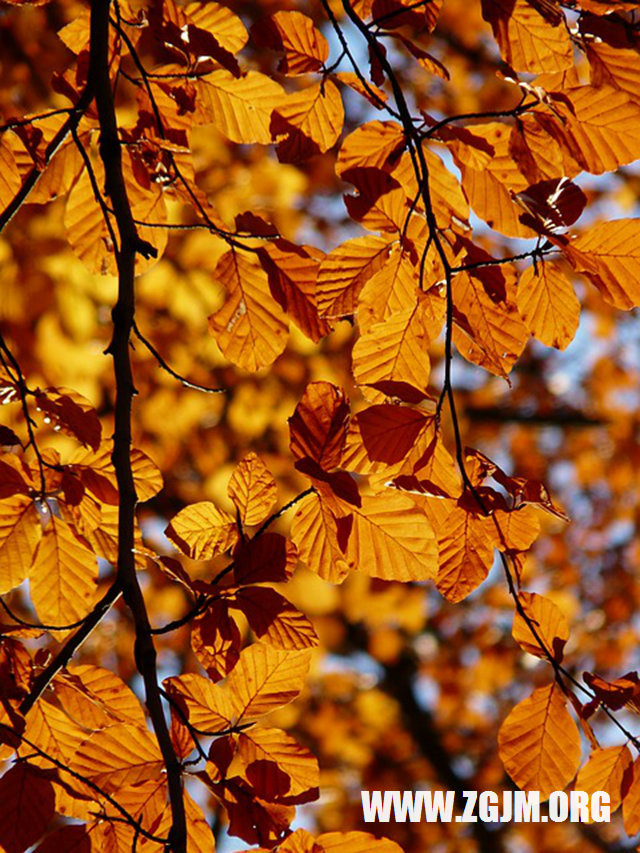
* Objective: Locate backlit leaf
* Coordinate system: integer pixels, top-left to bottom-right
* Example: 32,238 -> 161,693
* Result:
576,745 -> 632,814
498,682 -> 581,798
209,249 -> 289,371
563,219 -> 640,310
228,451 -> 277,527
272,79 -> 344,162
253,11 -> 329,75
0,496 -> 41,595
512,592 -> 569,661
516,261 -> 580,349
166,501 -> 238,559
198,70 -> 284,144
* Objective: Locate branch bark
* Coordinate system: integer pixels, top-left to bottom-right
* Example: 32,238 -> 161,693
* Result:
88,2 -> 186,850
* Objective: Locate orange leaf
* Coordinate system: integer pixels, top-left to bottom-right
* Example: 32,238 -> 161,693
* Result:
512,592 -> 569,661
191,599 -> 241,682
253,11 -> 329,75
623,757 -> 640,835
318,831 -> 404,852
72,723 -> 164,792
0,496 -> 41,595
289,382 -> 350,471
482,0 -> 573,73
498,682 -> 581,799
209,249 -> 289,371
236,726 -> 319,802
336,120 -> 405,178
352,304 -> 432,400
164,672 -> 234,733
516,261 -> 580,349
343,492 -> 438,582
290,490 -> 351,583
435,503 -> 495,602
576,745 -> 633,815
453,270 -> 528,377
165,501 -> 238,560
233,586 -> 319,650
228,451 -> 277,527
272,79 -> 344,162
227,644 -> 312,721
563,219 -> 640,310
29,515 -> 99,629
353,405 -> 431,465
317,235 -> 391,319
197,70 -> 284,144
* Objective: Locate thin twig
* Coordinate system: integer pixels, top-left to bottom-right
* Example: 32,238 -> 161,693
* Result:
132,322 -> 224,394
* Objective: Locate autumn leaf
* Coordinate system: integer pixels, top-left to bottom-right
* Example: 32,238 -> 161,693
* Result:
516,260 -> 580,349
0,763 -> 55,853
228,451 -> 277,527
512,592 -> 569,661
272,79 -> 344,162
316,235 -> 391,319
575,745 -> 632,815
197,70 -> 284,144
209,249 -> 289,371
562,219 -> 640,310
0,496 -> 41,594
166,501 -> 238,560
289,382 -> 350,471
29,515 -> 98,628
498,682 -> 581,798
252,11 -> 329,75
227,644 -> 312,721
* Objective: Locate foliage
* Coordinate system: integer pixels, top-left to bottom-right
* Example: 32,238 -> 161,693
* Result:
0,0 -> 640,851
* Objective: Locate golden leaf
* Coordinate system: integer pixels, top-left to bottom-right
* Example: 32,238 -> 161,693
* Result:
516,261 -> 580,349
165,501 -> 238,559
498,682 -> 581,798
198,70 -> 284,144
227,644 -> 312,721
317,235 -> 391,319
512,591 -> 569,661
209,249 -> 289,371
563,219 -> 640,310
0,496 -> 41,595
343,493 -> 438,582
29,515 -> 99,629
273,79 -> 344,162
575,745 -> 632,814
228,451 -> 277,527
72,723 -> 164,792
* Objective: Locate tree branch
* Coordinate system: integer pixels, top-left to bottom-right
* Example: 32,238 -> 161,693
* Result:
88,2 -> 186,850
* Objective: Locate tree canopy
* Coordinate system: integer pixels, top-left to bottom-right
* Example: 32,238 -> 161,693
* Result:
1,0 -> 640,850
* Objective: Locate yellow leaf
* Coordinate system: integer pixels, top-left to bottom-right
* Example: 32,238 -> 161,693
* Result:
254,11 -> 329,76
236,726 -> 319,800
198,70 -> 284,144
357,243 -> 422,329
482,0 -> 573,73
54,664 -> 148,730
164,672 -> 234,733
165,501 -> 238,559
343,492 -> 438,582
516,261 -> 579,349
29,515 -> 98,629
72,723 -> 164,792
290,491 -> 351,583
0,136 -> 22,213
623,757 -> 640,835
512,591 -> 569,660
185,1 -> 248,54
273,79 -> 344,162
227,644 -> 312,721
576,745 -> 632,815
435,504 -> 494,602
544,85 -> 640,175
336,120 -> 405,178
318,832 -> 404,852
563,219 -> 640,310
64,164 -> 116,276
209,249 -> 289,371
317,235 -> 391,319
0,496 -> 41,595
352,304 -> 431,398
498,682 -> 581,799
228,451 -> 277,527
449,122 -> 534,238
491,506 -> 541,551
453,271 -> 528,377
